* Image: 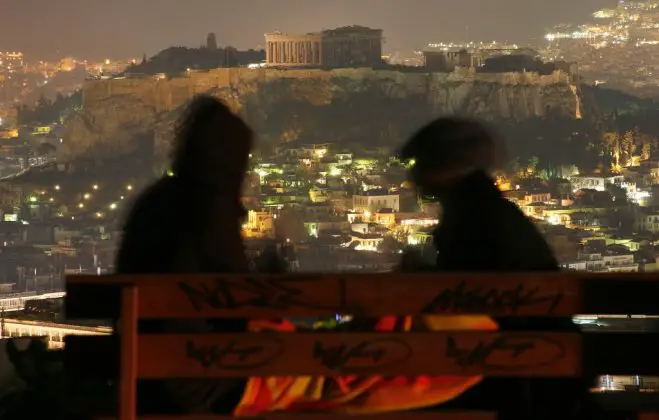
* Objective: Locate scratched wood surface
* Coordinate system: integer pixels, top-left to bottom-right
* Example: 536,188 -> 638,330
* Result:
130,413 -> 497,420
96,413 -> 497,420
135,332 -> 580,378
66,273 -> 581,318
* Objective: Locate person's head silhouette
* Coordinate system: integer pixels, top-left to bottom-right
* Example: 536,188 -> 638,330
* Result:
171,95 -> 253,191
400,116 -> 505,196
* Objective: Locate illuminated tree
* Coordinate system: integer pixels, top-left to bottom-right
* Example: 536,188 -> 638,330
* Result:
377,236 -> 404,254
621,130 -> 635,167
604,132 -> 622,170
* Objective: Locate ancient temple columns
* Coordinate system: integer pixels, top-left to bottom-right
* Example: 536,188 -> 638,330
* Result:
265,34 -> 323,66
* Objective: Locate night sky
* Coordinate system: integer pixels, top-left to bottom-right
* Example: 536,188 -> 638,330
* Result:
1,0 -> 615,59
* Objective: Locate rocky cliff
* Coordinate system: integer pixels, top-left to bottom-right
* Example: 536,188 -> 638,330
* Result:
61,67 -> 582,163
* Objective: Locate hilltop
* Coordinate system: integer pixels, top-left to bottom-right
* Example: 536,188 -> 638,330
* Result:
62,67 -> 582,166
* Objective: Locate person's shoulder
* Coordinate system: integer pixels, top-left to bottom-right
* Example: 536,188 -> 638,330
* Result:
496,198 -> 559,268
123,178 -> 181,225
137,177 -> 181,205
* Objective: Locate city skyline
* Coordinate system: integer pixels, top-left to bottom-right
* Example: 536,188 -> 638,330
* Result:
1,0 -> 614,59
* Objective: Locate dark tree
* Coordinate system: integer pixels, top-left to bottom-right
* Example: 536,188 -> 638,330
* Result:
206,33 -> 218,50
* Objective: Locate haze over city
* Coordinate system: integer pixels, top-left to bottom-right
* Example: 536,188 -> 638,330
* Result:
2,0 -> 613,58
4,0 -> 659,418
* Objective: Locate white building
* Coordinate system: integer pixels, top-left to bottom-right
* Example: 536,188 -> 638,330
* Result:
352,192 -> 400,213
635,211 -> 659,233
570,174 -> 624,192
562,253 -> 638,272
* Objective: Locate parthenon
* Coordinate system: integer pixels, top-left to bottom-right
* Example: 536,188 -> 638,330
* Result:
265,26 -> 383,68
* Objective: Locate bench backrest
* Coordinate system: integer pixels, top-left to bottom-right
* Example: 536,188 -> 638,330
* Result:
64,273 -> 659,420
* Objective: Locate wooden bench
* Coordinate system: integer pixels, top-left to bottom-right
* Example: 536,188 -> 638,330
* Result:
64,272 -> 659,420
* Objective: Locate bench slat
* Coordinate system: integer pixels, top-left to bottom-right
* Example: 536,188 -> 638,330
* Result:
66,332 -> 659,379
132,413 -> 497,420
66,273 -> 580,319
134,332 -> 580,378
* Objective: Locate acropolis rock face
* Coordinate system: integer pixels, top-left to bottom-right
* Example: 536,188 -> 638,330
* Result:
60,67 -> 582,163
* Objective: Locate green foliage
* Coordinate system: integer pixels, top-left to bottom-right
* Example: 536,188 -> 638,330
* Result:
17,90 -> 82,125
123,46 -> 264,75
582,84 -> 657,116
0,337 -> 115,419
0,338 -> 66,418
377,236 -> 405,254
605,183 -> 629,204
494,117 -> 603,173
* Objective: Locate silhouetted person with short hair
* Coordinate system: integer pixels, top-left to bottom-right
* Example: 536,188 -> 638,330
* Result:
400,117 -> 558,273
116,95 -> 252,414
400,117 -> 593,419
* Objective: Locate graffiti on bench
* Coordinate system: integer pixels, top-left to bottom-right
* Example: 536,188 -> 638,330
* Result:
185,336 -> 284,370
177,277 -> 565,314
422,280 -> 565,315
444,334 -> 568,371
137,332 -> 577,377
178,276 -> 344,312
312,338 -> 413,373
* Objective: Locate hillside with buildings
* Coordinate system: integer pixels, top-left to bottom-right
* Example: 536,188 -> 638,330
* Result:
60,67 -> 581,164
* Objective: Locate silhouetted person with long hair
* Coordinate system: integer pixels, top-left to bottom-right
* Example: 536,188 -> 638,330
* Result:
116,95 -> 253,414
400,117 -> 593,419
